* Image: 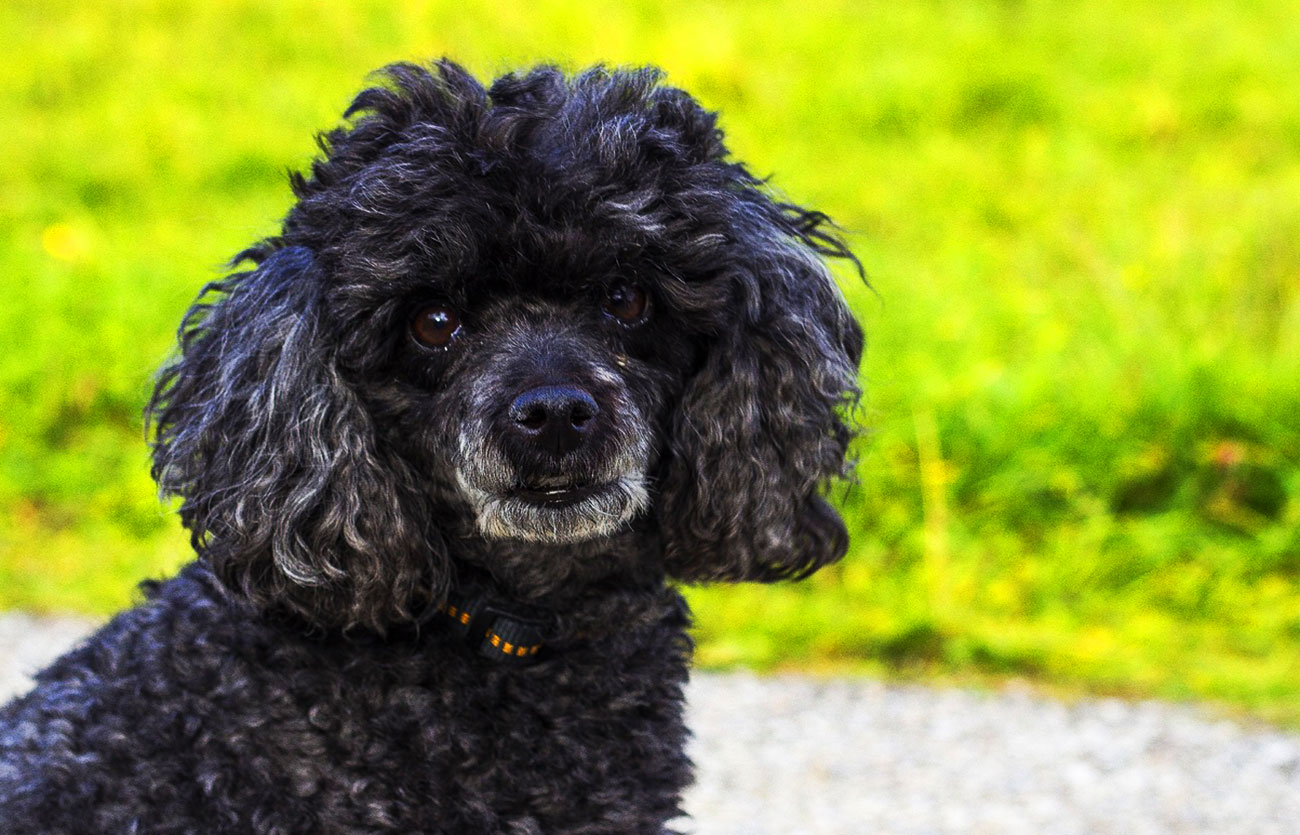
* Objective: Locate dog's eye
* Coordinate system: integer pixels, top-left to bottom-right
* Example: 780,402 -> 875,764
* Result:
411,305 -> 462,347
602,284 -> 648,324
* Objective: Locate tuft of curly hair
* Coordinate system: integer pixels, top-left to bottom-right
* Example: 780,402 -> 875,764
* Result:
1,60 -> 863,833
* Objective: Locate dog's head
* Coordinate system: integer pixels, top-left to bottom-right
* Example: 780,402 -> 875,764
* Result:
148,61 -> 864,630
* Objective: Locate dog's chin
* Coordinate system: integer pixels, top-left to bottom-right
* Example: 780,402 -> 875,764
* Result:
459,474 -> 650,543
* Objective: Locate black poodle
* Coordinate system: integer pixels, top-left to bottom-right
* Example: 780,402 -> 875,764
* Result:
0,60 -> 863,833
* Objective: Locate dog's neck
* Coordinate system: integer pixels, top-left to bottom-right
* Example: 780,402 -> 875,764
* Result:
437,529 -> 672,664
447,520 -> 666,605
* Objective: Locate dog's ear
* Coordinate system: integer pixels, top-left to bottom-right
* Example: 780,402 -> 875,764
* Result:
148,246 -> 449,631
661,207 -> 864,583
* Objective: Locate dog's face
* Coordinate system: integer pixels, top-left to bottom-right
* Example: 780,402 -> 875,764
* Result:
148,61 -> 864,630
346,212 -> 701,547
408,289 -> 668,545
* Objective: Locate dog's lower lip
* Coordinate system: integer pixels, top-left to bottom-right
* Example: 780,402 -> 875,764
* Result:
512,482 -> 600,506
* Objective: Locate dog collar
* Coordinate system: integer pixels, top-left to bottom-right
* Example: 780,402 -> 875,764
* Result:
439,591 -> 550,665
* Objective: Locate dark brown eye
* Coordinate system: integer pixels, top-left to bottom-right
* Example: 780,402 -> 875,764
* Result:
602,284 -> 648,323
411,305 -> 461,347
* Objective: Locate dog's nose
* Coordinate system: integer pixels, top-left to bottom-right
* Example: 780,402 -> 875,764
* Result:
508,385 -> 600,456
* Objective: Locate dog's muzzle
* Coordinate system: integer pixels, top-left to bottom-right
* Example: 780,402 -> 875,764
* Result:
454,377 -> 650,543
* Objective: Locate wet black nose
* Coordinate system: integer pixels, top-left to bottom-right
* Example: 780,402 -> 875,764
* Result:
508,385 -> 600,457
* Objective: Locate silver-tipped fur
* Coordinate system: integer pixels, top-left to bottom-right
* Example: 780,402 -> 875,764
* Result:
454,412 -> 652,543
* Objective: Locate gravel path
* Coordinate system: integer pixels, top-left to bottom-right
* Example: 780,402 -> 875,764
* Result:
4,614 -> 1299,834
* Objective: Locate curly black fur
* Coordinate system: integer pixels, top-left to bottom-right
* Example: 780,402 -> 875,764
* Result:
0,60 -> 863,833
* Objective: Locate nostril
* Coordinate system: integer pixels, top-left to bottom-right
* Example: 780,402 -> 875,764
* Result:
569,401 -> 596,429
518,404 -> 548,431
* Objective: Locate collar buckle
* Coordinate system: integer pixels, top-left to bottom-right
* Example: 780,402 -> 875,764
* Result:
441,592 -> 548,665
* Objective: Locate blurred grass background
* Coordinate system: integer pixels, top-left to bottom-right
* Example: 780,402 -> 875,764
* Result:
2,0 -> 1298,723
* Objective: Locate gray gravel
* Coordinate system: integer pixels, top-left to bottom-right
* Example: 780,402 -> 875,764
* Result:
4,614 -> 1299,834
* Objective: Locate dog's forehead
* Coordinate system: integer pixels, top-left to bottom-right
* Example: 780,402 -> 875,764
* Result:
404,186 -> 674,297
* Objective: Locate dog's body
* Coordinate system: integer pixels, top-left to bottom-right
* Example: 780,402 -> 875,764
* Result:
2,564 -> 692,832
0,61 -> 862,833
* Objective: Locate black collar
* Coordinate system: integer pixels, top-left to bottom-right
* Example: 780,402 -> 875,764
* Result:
438,589 -> 552,665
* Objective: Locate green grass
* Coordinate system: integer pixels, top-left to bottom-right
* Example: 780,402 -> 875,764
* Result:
2,0 -> 1299,724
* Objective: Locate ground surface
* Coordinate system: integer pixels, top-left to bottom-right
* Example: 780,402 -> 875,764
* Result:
2,614 -> 1298,834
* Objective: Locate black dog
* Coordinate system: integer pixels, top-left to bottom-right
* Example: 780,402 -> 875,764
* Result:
0,60 -> 862,833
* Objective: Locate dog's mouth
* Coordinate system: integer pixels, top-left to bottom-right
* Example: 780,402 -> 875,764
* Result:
454,419 -> 653,543
457,466 -> 649,543
510,477 -> 603,507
